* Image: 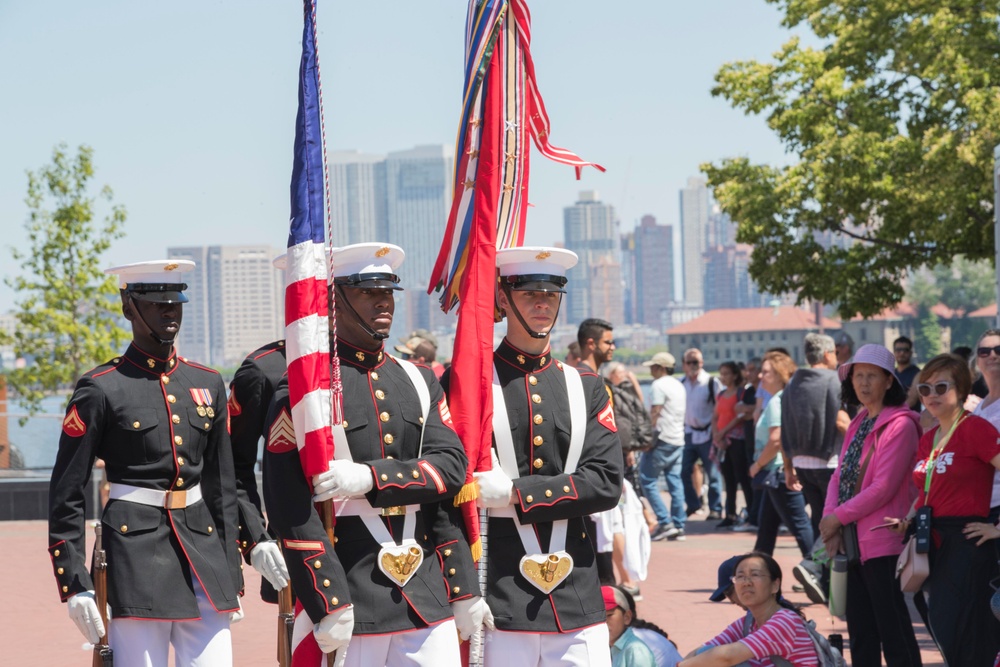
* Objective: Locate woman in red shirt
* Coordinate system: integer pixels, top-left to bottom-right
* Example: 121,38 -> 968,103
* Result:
713,362 -> 751,528
890,354 -> 1000,665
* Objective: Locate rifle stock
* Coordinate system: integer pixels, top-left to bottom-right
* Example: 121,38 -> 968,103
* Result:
92,522 -> 114,666
321,500 -> 336,667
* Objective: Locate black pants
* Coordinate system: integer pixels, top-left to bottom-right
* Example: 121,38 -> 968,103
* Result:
720,438 -> 754,519
846,555 -> 922,667
584,516 -> 615,584
754,480 -> 814,559
795,467 -> 834,539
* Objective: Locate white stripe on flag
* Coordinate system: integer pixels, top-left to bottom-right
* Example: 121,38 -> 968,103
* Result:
285,315 -> 328,365
286,240 -> 327,284
291,388 -> 333,439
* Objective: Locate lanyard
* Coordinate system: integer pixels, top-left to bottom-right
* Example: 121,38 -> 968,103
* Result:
923,410 -> 965,498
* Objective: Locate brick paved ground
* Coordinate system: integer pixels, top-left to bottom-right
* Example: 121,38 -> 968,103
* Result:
4,514 -> 943,665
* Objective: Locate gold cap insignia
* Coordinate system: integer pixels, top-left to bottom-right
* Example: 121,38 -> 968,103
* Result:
375,247 -> 390,258
535,251 -> 551,260
164,263 -> 179,271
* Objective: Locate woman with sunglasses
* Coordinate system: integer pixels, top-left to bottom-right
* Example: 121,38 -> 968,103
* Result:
679,552 -> 818,666
818,344 -> 923,666
970,329 -> 1000,525
887,354 -> 1000,665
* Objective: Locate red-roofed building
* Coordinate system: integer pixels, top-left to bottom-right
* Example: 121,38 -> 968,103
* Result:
840,302 -> 959,359
666,306 -> 840,365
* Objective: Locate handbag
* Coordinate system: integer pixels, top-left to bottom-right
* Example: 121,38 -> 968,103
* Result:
751,466 -> 782,490
839,436 -> 877,566
896,537 -> 929,592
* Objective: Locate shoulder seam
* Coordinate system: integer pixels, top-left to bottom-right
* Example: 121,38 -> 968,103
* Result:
180,358 -> 220,374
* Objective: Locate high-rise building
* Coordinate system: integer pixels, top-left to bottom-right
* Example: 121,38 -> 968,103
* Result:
679,176 -> 710,308
632,215 -> 674,331
563,190 -> 619,324
168,245 -> 284,367
589,255 -> 625,327
703,244 -> 766,311
328,150 -> 387,245
383,145 -> 454,338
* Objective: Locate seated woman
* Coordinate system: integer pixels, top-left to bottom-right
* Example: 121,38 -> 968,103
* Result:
605,585 -> 657,667
614,585 -> 683,667
679,552 -> 818,667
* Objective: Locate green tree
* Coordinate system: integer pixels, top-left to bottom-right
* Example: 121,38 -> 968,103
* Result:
703,1 -> 1000,318
1,144 -> 128,419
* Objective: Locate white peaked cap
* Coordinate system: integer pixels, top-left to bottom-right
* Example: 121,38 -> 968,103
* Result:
496,246 -> 578,278
104,259 -> 195,289
272,254 -> 287,270
329,243 -> 405,288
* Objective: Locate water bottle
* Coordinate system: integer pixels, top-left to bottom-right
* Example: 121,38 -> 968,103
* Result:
828,554 -> 848,619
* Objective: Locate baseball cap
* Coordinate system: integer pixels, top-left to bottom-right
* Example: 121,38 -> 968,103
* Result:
394,336 -> 426,356
602,585 -> 629,612
709,555 -> 744,602
642,352 -> 676,368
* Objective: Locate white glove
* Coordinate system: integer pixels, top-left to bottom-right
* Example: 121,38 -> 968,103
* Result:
314,605 -> 355,654
230,597 -> 245,624
251,540 -> 289,590
451,596 -> 495,641
312,460 -> 375,502
68,591 -> 107,644
474,453 -> 514,508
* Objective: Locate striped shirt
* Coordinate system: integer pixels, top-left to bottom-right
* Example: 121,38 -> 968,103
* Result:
705,609 -> 818,667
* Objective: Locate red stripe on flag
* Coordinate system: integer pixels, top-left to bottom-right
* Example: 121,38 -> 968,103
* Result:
285,277 -> 328,325
286,353 -> 328,409
299,429 -> 331,475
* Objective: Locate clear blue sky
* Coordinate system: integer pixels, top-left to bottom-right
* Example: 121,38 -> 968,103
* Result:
0,1 -> 799,312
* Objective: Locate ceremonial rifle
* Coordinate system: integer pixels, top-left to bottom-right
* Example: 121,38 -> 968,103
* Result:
277,581 -> 294,667
92,522 -> 113,667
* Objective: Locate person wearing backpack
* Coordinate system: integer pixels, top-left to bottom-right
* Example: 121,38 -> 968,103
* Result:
680,349 -> 725,519
679,552 -> 830,667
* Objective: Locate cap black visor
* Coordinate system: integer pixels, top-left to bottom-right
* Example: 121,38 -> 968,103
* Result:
334,272 -> 403,291
122,284 -> 189,304
502,274 -> 568,293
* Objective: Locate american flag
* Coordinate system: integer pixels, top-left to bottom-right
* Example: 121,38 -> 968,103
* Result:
285,1 -> 337,665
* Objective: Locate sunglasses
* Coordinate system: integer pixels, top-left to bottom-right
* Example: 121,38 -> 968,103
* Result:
977,345 -> 1000,358
685,360 -> 700,366
894,347 -> 911,353
916,381 -> 954,397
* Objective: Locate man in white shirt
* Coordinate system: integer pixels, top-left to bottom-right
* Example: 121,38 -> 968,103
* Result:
638,352 -> 688,541
679,348 -> 723,519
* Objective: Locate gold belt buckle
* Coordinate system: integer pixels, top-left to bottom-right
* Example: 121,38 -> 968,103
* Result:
164,490 -> 187,510
380,506 -> 406,517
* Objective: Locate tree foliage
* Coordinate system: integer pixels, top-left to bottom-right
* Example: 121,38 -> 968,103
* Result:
1,144 -> 128,419
703,1 -> 1000,318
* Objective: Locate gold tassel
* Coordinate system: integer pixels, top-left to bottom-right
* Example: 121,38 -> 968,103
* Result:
470,538 -> 482,563
453,481 -> 479,506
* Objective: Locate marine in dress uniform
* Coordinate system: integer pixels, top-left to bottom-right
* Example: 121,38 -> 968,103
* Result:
229,254 -> 291,601
462,247 -> 624,667
262,243 -> 486,666
48,260 -> 243,667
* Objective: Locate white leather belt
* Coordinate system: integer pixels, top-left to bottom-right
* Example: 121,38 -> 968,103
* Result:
109,482 -> 202,509
334,499 -> 418,518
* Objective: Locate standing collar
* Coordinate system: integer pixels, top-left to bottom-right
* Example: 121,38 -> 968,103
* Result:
336,337 -> 387,370
123,342 -> 178,376
496,338 -> 555,374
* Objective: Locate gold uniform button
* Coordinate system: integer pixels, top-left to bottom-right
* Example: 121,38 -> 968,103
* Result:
381,474 -> 388,481
531,394 -> 541,404
171,414 -> 181,424
418,416 -> 424,424
57,567 -> 64,575
242,541 -> 248,548
62,585 -> 68,593
323,579 -> 330,588
545,490 -> 553,497
371,372 -> 379,381
121,525 -> 128,533
529,376 -> 538,385
375,389 -> 385,400
582,532 -> 587,539
133,421 -> 141,429
563,485 -> 571,493
169,359 -> 175,368
113,358 -> 120,364
396,472 -> 404,479
533,436 -> 543,446
386,455 -> 393,460
167,395 -> 176,403
525,495 -> 533,503
342,420 -> 348,428
174,436 -> 183,445
533,458 -> 544,469
452,586 -> 461,594
177,457 -> 185,466
449,568 -> 456,575
161,375 -> 170,384
380,412 -> 390,422
204,422 -> 211,429
384,434 -> 394,444
444,549 -> 452,557
333,536 -> 339,543
331,597 -> 339,605
176,478 -> 184,487
412,470 -> 420,478
54,550 -> 60,557
207,526 -> 213,533
314,560 -> 322,569
533,414 -> 543,425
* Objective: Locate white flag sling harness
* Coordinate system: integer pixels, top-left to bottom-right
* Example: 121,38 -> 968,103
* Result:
489,360 -> 586,594
330,356 -> 430,587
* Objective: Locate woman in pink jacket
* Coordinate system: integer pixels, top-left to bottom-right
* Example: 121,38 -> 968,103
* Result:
818,344 -> 922,666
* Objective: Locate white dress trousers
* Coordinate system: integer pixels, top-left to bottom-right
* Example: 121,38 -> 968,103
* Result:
109,577 -> 233,667
339,618 -> 460,667
484,624 -> 611,667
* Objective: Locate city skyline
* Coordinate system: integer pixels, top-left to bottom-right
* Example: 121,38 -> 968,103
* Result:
0,1 -> 796,313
